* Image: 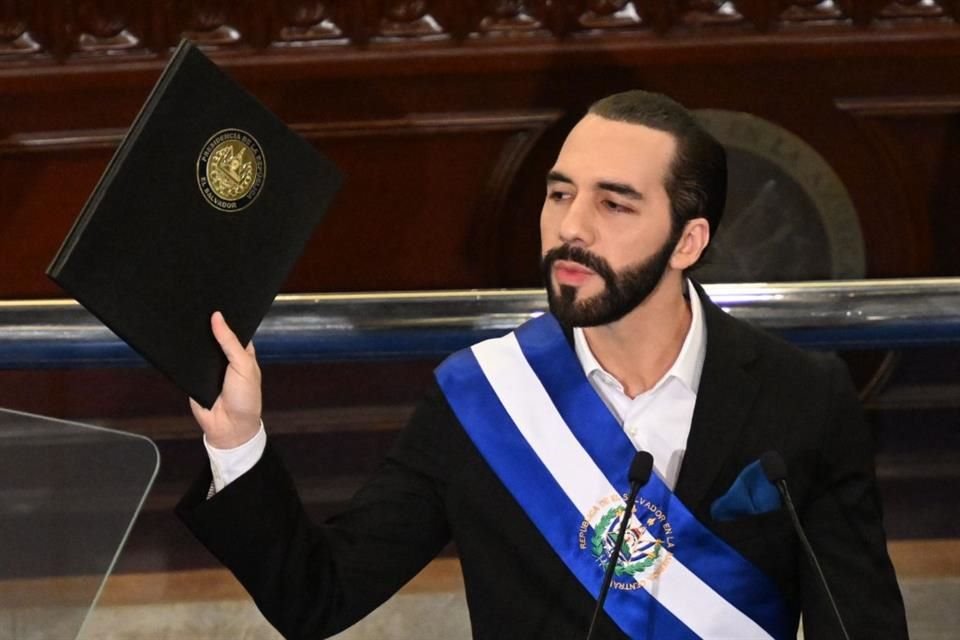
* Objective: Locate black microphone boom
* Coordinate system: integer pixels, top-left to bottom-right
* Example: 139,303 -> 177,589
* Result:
628,450 -> 655,486
759,450 -> 787,484
585,451 -> 654,640
760,451 -> 851,640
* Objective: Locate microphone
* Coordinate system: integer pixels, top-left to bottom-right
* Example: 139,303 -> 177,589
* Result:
586,451 -> 654,640
760,451 -> 851,640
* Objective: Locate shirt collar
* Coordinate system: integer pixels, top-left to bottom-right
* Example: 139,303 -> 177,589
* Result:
573,279 -> 707,395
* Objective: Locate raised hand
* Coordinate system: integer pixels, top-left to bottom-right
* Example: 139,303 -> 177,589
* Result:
189,311 -> 263,449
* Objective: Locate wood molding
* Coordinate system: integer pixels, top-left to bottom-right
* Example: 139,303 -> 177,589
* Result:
0,111 -> 562,152
835,95 -> 960,117
4,0 -> 960,70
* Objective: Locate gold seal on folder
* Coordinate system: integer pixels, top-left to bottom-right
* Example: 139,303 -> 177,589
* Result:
197,128 -> 266,212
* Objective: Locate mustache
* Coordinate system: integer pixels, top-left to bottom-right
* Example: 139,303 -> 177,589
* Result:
541,245 -> 613,277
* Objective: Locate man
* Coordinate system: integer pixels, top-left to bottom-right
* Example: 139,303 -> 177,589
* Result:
178,91 -> 908,639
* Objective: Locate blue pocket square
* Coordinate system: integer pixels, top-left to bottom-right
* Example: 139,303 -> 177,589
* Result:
710,459 -> 782,522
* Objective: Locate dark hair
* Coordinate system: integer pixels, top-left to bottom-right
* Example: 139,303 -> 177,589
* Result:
588,90 -> 727,240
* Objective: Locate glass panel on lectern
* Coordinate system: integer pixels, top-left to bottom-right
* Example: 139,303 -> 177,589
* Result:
0,408 -> 159,640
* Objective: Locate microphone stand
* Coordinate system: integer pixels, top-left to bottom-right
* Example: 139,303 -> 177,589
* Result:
585,452 -> 653,640
586,486 -> 641,639
774,481 -> 851,640
761,451 -> 851,640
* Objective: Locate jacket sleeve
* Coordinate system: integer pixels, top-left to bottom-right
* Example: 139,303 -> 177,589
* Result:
799,357 -> 908,639
176,385 -> 457,639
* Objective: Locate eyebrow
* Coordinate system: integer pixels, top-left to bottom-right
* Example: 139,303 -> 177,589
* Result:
546,170 -> 573,186
596,180 -> 644,201
545,170 -> 644,201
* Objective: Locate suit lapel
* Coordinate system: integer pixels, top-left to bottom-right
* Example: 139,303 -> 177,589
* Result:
674,283 -> 761,515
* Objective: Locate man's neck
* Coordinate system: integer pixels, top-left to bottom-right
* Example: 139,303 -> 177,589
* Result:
581,276 -> 692,398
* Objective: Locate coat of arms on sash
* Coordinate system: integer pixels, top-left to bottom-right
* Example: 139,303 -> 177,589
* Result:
580,493 -> 673,590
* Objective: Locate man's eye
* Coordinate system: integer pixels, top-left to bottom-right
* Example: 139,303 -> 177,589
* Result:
548,190 -> 572,201
602,200 -> 632,213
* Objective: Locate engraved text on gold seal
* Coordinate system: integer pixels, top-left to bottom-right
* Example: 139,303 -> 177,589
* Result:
197,129 -> 266,212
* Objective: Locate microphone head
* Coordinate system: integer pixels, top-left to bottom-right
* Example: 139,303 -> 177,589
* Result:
628,451 -> 654,486
759,451 -> 788,484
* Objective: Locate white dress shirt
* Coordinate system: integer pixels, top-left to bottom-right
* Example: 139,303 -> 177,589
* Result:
207,284 -> 706,493
205,423 -> 267,493
573,284 -> 706,490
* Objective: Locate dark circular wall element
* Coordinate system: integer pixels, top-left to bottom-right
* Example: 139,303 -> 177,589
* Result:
693,110 -> 866,283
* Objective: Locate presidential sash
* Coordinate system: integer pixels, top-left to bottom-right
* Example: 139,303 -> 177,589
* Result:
435,313 -> 793,640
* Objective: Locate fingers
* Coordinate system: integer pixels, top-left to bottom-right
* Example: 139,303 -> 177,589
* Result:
189,397 -> 215,434
189,397 -> 207,421
194,314 -> 263,447
211,311 -> 249,367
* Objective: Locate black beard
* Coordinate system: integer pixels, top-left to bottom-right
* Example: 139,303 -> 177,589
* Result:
541,235 -> 679,327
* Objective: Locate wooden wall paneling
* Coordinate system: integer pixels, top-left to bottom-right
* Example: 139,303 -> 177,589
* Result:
0,110 -> 564,297
282,110 -> 563,291
0,138 -> 119,298
4,0 -> 960,301
0,360 -> 437,424
0,128 -> 128,263
925,107 -> 960,276
463,109 -> 562,282
835,95 -> 960,276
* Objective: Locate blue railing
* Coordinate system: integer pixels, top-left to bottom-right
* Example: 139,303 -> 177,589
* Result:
1,279 -> 959,368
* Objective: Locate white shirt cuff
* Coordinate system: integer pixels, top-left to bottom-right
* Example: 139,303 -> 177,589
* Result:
204,421 -> 267,494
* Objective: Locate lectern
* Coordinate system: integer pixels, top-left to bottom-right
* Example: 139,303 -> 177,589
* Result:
0,408 -> 158,639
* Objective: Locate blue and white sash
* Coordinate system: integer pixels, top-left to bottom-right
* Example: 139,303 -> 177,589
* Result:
436,313 -> 793,640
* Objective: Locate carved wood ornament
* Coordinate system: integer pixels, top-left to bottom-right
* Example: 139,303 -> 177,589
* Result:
477,0 -> 548,37
681,1 -> 745,27
0,1 -> 958,61
0,0 -> 41,55
180,0 -> 242,47
779,0 -> 847,23
578,0 -> 644,30
276,1 -> 346,46
377,1 -> 448,41
74,1 -> 140,53
876,0 -> 946,20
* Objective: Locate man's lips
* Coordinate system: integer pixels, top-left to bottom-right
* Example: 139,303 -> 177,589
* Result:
553,260 -> 596,286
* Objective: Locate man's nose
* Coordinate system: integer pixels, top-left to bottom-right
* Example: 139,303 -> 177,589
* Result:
558,196 -> 594,246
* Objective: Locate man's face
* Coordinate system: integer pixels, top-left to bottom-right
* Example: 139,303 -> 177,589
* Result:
540,114 -> 680,327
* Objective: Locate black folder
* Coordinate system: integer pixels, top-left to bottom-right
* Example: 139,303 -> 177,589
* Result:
47,40 -> 342,408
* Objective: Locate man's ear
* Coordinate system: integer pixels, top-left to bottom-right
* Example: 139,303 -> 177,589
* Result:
670,218 -> 710,271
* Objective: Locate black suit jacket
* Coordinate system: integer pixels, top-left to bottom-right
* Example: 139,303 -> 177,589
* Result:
178,288 -> 908,640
